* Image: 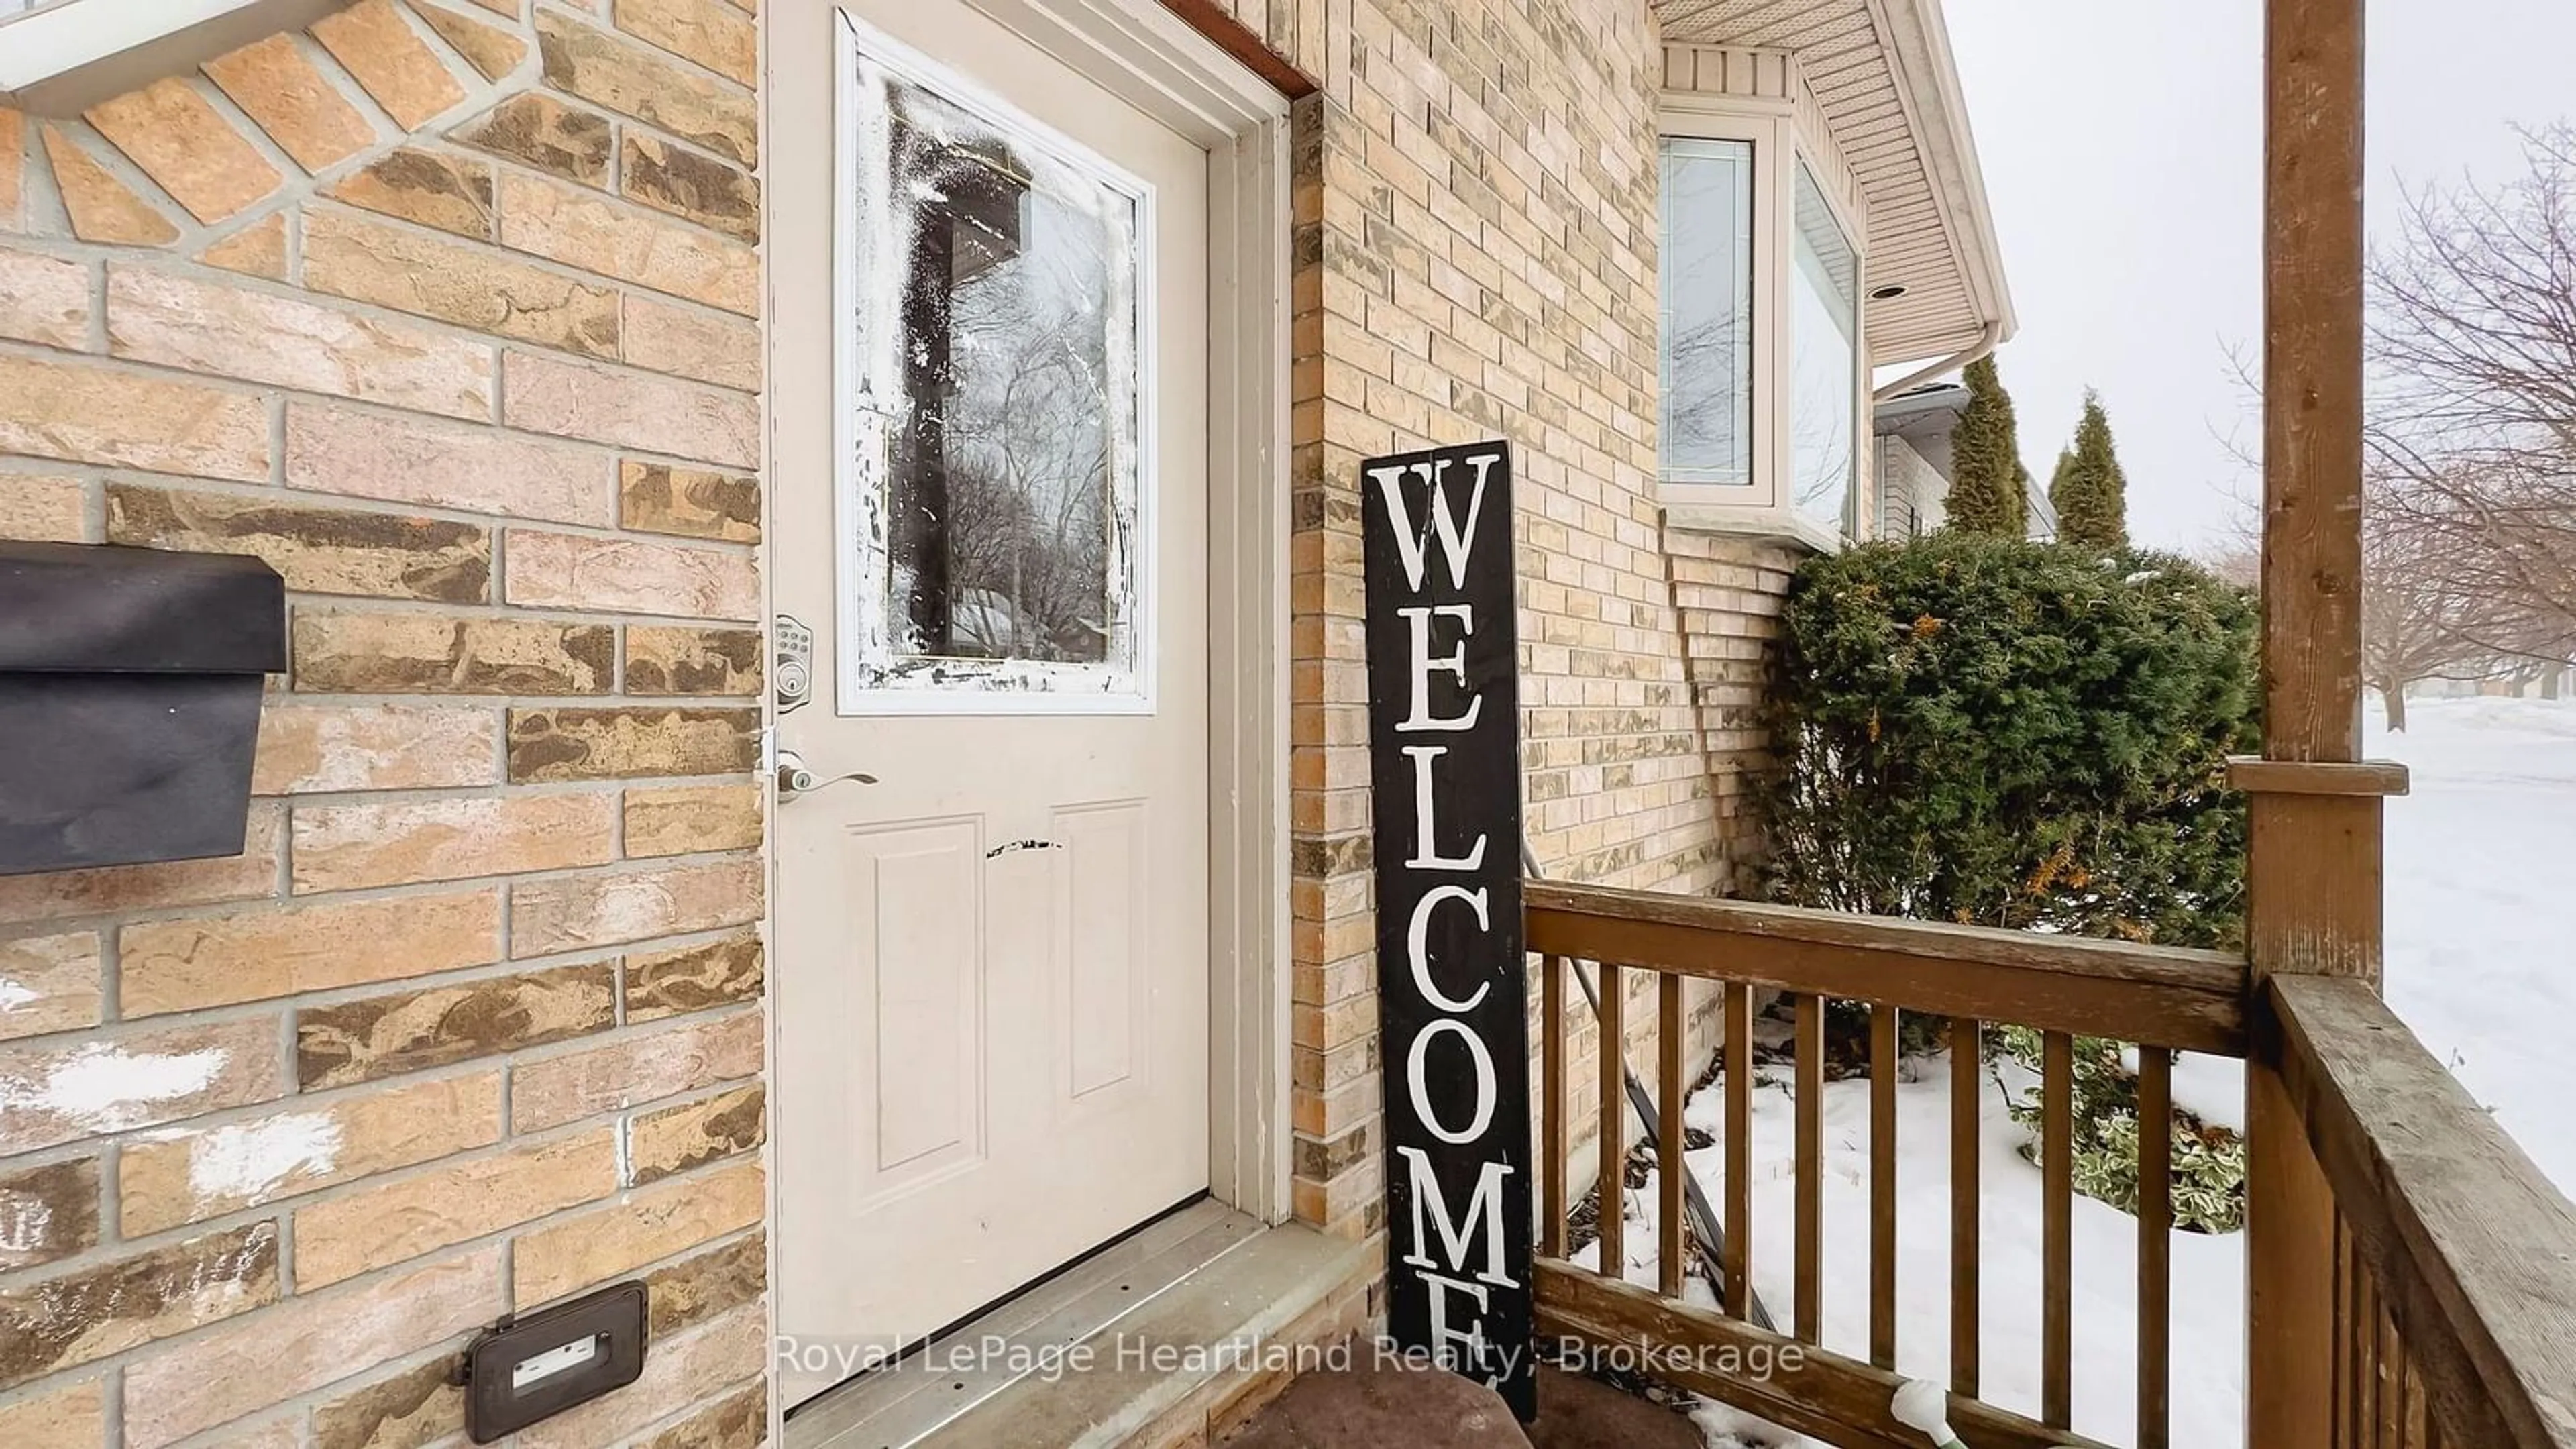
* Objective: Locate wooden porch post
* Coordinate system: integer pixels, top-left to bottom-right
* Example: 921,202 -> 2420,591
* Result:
2246,1 -> 2372,1445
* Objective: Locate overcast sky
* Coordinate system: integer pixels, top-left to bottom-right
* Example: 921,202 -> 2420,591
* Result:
1938,0 -> 2576,553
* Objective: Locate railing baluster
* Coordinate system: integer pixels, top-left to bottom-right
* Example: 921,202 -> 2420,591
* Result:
2043,1030 -> 2074,1429
1542,955 -> 1567,1258
2334,1219 -> 2353,1449
2353,1224 -> 2371,1449
1870,1001 -> 1898,1369
1660,973 -> 1684,1299
1951,1015 -> 1981,1397
2357,1264 -> 2381,1439
1599,961 -> 1625,1283
1724,981 -> 1754,1320
2139,1044 -> 2173,1448
1794,994 -> 1824,1343
2403,1361 -> 2432,1449
2376,1299 -> 2404,1449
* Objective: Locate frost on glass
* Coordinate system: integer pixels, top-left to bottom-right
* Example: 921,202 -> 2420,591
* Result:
1790,162 -> 1859,536
1659,137 -> 1755,486
843,44 -> 1146,702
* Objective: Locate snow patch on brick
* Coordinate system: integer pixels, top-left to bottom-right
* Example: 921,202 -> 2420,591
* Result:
182,1112 -> 345,1204
1,1043 -> 225,1131
0,1191 -> 51,1255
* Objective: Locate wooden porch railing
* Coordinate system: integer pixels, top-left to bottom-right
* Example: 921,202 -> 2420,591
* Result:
1523,878 -> 2576,1449
2271,974 -> 2576,1448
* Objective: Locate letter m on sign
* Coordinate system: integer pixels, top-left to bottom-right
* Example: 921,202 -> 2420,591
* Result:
1359,441 -> 1534,1419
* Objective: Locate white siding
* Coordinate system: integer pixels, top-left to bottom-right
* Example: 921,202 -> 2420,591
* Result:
1877,434 -> 1949,538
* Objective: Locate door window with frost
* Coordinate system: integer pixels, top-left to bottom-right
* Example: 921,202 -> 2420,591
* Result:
837,28 -> 1155,713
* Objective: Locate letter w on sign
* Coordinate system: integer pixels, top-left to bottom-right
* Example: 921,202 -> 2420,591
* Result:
1360,441 -> 1534,1419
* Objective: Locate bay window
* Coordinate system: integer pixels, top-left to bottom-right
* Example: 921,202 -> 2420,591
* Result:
1657,98 -> 1871,550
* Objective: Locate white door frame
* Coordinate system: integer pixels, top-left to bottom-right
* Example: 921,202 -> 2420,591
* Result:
757,1 -> 1295,1397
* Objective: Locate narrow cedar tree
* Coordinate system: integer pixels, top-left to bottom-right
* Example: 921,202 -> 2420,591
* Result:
2051,391 -> 2131,549
1945,356 -> 2027,537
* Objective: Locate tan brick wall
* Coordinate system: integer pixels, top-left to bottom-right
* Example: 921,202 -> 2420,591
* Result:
1666,528 -> 1802,899
1226,0 -> 1792,1242
0,2 -> 767,1444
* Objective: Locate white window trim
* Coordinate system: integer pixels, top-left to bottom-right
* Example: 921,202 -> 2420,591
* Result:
1657,131 -> 1760,492
0,0 -> 272,93
1658,100 -> 1781,529
1658,90 -> 1874,553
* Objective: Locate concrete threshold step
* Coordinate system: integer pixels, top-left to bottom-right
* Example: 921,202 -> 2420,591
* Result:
788,1202 -> 1375,1449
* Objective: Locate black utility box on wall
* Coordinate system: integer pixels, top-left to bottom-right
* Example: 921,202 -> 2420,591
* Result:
0,543 -> 286,877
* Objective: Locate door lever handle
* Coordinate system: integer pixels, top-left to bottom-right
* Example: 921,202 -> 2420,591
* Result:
775,749 -> 875,800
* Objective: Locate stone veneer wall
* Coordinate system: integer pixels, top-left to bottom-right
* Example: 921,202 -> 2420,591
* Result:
0,2 -> 770,1445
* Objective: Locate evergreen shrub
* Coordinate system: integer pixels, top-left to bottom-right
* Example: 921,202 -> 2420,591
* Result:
1994,1027 -> 2247,1234
1764,533 -> 2260,1228
1764,531 -> 2258,947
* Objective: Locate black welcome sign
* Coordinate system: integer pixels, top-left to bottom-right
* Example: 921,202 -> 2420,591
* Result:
1362,440 -> 1534,1419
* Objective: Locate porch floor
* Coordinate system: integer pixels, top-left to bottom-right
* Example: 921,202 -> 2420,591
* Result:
1220,1363 -> 1706,1449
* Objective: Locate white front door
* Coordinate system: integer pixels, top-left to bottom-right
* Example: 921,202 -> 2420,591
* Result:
769,0 -> 1212,1407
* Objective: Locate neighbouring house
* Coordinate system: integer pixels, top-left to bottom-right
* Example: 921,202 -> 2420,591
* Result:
0,0 -> 2045,1443
1872,380 -> 2057,540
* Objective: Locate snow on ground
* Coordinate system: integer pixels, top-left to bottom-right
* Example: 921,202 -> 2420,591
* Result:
2116,1046 -> 2243,1134
1580,1052 -> 2245,1448
2375,696 -> 2576,1194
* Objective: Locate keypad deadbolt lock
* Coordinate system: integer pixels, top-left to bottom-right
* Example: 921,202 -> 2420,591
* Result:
770,615 -> 874,799
775,612 -> 812,714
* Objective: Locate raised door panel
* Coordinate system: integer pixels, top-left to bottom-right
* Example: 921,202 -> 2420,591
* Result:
1055,798 -> 1148,1104
847,817 -> 985,1199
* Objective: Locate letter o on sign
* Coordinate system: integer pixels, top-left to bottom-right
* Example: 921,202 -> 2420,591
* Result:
1407,1018 -> 1498,1145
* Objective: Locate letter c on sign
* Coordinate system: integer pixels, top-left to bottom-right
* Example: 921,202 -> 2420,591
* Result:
1407,1019 -> 1498,1145
1406,885 -> 1491,1013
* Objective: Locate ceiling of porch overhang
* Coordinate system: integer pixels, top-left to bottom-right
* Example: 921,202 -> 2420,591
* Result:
1656,0 -> 2016,368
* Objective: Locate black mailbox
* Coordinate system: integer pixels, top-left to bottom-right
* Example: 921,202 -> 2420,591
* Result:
0,543 -> 286,877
